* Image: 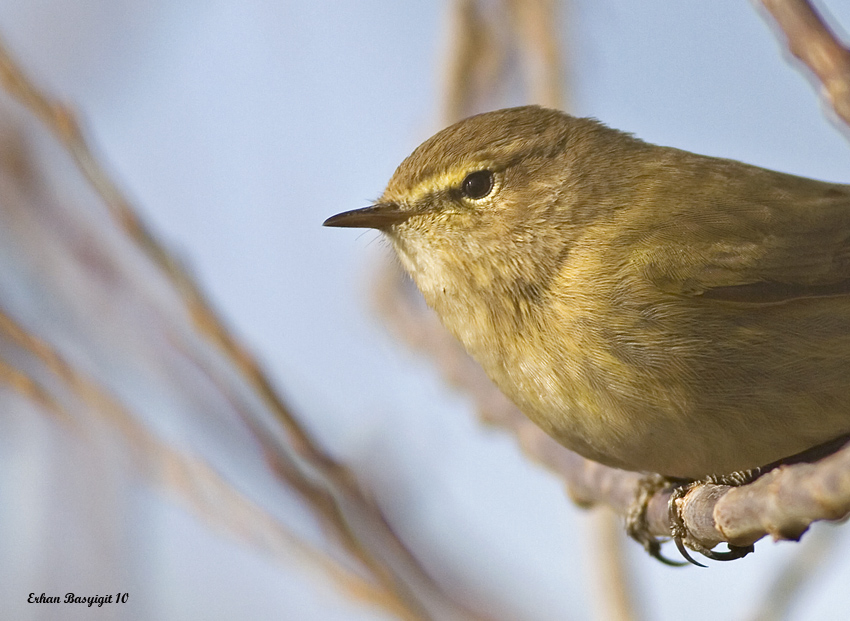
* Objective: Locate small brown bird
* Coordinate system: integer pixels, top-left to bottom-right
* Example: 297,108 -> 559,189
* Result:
325,105 -> 850,482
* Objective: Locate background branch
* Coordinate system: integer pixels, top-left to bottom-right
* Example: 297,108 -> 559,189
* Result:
0,32 -> 484,621
759,0 -> 850,128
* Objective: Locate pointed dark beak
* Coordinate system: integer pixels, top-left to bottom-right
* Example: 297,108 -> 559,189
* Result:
323,202 -> 410,229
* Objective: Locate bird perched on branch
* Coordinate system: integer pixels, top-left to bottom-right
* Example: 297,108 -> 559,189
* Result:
325,105 -> 850,561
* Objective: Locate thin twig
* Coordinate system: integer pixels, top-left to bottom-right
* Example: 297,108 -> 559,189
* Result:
746,524 -> 841,621
0,304 -> 409,615
0,32 -> 481,621
759,0 -> 850,127
441,0 -> 504,124
587,507 -> 643,621
507,0 -> 567,110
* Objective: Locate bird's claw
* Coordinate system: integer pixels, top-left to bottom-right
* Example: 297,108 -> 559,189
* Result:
626,473 -> 756,565
625,474 -> 688,565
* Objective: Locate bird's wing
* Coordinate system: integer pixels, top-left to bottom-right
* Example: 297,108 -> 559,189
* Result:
634,167 -> 850,305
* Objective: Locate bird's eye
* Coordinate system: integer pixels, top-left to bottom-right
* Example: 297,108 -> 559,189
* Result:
460,170 -> 494,199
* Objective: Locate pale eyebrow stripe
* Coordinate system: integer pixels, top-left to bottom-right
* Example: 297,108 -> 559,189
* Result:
406,162 -> 497,202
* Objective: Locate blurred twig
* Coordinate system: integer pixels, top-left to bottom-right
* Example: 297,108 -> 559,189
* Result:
759,0 -> 850,127
441,0 -> 502,124
746,524 -> 841,621
0,303 -> 399,611
441,0 -> 566,124
0,32 -> 484,621
587,508 -> 643,621
507,0 -> 566,110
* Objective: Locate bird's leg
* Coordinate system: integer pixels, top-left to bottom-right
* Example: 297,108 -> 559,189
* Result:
627,435 -> 850,564
626,471 -> 759,566
625,473 -> 688,566
668,471 -> 757,564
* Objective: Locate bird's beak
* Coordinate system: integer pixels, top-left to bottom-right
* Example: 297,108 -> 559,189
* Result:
323,202 -> 410,229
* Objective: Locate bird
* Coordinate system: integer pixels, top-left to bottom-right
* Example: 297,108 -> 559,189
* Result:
324,105 -> 850,485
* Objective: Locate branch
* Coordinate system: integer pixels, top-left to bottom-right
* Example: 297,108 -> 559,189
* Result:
440,0 -> 568,125
0,33 -> 483,620
587,507 -> 644,621
507,0 -> 567,110
759,0 -> 850,127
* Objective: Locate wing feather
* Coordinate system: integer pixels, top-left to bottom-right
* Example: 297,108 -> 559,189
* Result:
632,152 -> 850,305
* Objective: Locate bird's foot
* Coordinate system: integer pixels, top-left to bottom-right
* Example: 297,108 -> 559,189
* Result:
625,473 -> 688,566
626,471 -> 757,566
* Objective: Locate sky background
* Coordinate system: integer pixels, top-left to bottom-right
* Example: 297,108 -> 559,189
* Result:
2,1 -> 850,619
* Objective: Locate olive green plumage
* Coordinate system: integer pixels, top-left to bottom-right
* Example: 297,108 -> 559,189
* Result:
326,105 -> 850,479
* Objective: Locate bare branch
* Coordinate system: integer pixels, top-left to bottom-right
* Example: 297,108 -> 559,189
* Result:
587,508 -> 644,621
0,32 -> 484,620
507,0 -> 567,110
440,0 -> 504,124
440,0 -> 569,124
759,0 -> 850,127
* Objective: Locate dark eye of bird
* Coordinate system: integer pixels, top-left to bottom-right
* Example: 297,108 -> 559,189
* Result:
461,170 -> 494,199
